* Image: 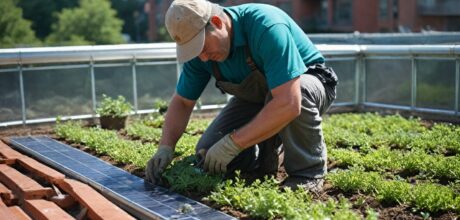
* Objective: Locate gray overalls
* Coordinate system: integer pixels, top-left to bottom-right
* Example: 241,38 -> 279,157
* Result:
196,47 -> 337,178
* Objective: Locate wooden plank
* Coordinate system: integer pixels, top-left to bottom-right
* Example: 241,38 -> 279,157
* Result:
8,206 -> 32,220
0,164 -> 54,200
23,200 -> 74,220
56,179 -> 134,220
16,157 -> 65,184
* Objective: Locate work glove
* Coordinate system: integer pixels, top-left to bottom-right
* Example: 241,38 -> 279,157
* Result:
204,133 -> 242,174
145,145 -> 173,185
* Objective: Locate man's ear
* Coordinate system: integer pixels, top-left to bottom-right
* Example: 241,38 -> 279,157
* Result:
210,15 -> 223,29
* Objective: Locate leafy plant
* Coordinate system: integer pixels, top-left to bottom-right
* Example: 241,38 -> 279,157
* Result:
175,134 -> 199,157
126,121 -> 162,142
328,168 -> 460,213
327,167 -> 381,193
162,156 -> 222,194
96,94 -> 133,117
207,172 -> 366,219
185,118 -> 212,135
55,120 -> 154,167
142,114 -> 165,128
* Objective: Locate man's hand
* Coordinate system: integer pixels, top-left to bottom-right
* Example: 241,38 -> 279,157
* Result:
204,133 -> 242,174
145,145 -> 174,184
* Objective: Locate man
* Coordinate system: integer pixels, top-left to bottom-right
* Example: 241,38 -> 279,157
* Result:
145,0 -> 337,192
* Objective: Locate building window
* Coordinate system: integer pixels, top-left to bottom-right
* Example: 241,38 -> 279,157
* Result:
319,0 -> 328,26
379,0 -> 388,20
392,0 -> 398,19
333,0 -> 352,25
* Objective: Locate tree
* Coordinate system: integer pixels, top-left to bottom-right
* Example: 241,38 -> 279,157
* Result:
0,0 -> 40,48
111,0 -> 148,42
18,0 -> 78,39
46,0 -> 124,46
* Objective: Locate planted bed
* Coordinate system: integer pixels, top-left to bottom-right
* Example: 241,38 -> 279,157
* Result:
52,113 -> 460,219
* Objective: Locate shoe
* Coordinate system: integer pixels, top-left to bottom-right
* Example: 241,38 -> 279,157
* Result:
282,176 -> 324,193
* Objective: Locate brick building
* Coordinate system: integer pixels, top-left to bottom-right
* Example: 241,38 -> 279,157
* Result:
146,0 -> 460,41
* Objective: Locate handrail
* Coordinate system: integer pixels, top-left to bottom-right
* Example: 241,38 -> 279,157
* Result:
1,44 -> 460,66
0,43 -> 177,65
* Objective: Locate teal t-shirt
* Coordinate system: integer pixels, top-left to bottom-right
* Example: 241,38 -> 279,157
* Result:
176,3 -> 324,100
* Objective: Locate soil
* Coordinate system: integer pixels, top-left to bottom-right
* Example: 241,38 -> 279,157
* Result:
0,122 -> 458,220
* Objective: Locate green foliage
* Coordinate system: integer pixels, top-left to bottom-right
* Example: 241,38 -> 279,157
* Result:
142,114 -> 165,128
110,0 -> 148,42
175,134 -> 199,157
207,173 -> 364,219
126,121 -> 162,142
411,183 -> 459,213
375,181 -> 411,205
162,156 -> 222,194
18,0 -> 77,39
324,113 -> 460,155
96,94 -> 132,117
327,167 -> 381,193
125,120 -> 197,157
0,0 -> 40,48
54,113 -> 460,218
46,0 -> 124,46
55,120 -> 154,167
327,169 -> 460,213
185,118 -> 212,135
330,147 -> 460,181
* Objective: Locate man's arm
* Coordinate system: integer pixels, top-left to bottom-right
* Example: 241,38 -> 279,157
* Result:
160,92 -> 196,149
231,76 -> 301,148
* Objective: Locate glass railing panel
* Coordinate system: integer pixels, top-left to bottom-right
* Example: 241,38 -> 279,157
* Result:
23,67 -> 92,119
365,59 -> 411,106
416,59 -> 456,110
327,59 -> 356,103
136,63 -> 177,110
0,71 -> 21,122
94,65 -> 133,105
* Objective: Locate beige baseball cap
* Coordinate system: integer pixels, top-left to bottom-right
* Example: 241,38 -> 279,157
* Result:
165,0 -> 218,63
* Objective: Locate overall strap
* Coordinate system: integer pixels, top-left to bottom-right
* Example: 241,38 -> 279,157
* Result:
210,46 -> 263,94
244,46 -> 259,72
211,62 -> 224,81
211,62 -> 226,94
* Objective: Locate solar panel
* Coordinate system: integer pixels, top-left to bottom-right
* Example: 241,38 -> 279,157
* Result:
8,136 -> 235,220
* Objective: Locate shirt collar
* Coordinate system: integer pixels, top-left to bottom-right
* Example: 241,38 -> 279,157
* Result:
224,7 -> 246,53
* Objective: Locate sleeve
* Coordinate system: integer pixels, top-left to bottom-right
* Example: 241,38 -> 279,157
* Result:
176,58 -> 211,100
256,24 -> 307,90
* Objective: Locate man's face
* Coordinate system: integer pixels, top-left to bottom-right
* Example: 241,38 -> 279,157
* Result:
198,22 -> 231,62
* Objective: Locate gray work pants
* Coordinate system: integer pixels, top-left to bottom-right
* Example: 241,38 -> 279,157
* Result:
196,74 -> 336,178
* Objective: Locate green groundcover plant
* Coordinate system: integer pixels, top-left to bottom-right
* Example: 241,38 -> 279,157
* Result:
327,167 -> 460,213
55,113 -> 460,219
96,94 -> 133,117
207,172 -> 378,220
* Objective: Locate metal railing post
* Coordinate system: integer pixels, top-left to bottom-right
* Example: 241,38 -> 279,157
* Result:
18,52 -> 26,126
411,56 -> 417,110
355,55 -> 363,105
132,56 -> 138,113
90,57 -> 97,116
355,45 -> 366,107
455,57 -> 459,115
